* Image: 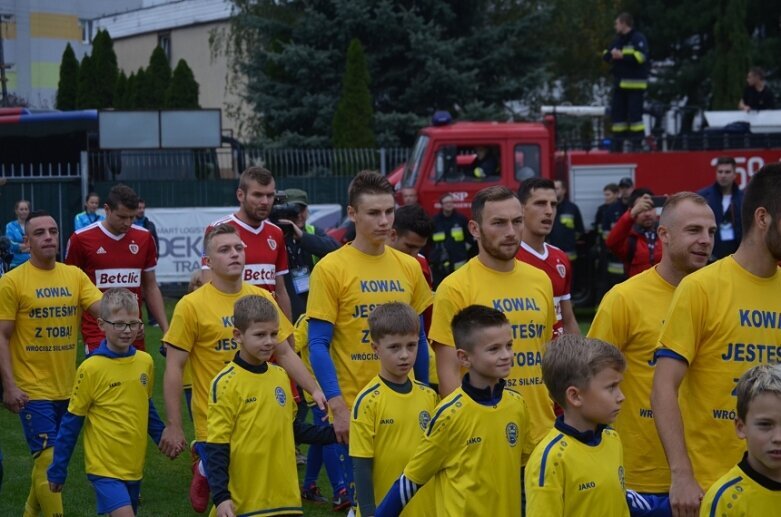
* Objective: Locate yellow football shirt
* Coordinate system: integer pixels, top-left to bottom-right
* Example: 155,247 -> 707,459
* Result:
208,361 -> 300,516
429,257 -> 556,445
700,457 -> 781,517
0,262 -> 103,400
306,244 -> 433,408
163,282 -> 293,441
402,386 -> 532,517
350,375 -> 438,516
657,256 -> 781,488
526,426 -> 629,517
588,266 -> 673,493
68,351 -> 155,481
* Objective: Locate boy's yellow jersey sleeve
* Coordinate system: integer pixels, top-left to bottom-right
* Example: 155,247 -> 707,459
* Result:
68,362 -> 94,417
525,434 -> 565,516
349,390 -> 377,459
207,366 -> 239,444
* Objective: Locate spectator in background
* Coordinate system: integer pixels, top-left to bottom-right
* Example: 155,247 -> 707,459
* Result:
134,199 -> 160,327
400,187 -> 418,206
698,157 -> 744,260
549,179 -> 585,262
606,188 -> 663,277
739,67 -> 775,111
593,183 -> 620,234
73,192 -> 103,231
430,193 -> 473,287
5,199 -> 30,269
603,177 -> 634,234
276,188 -> 340,322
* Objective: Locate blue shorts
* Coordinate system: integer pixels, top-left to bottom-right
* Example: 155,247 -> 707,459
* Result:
19,400 -> 69,454
87,475 -> 141,515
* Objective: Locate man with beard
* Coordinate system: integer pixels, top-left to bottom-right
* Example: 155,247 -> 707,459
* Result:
589,192 -> 716,498
651,164 -> 781,516
431,185 -> 556,449
202,167 -> 293,322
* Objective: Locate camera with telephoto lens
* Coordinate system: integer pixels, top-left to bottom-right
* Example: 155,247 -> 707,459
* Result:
269,192 -> 303,238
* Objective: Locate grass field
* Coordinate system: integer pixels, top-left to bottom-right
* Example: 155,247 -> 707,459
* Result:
0,298 -> 594,516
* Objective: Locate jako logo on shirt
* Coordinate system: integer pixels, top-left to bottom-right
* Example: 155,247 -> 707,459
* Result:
243,264 -> 276,285
275,386 -> 286,406
95,268 -> 142,288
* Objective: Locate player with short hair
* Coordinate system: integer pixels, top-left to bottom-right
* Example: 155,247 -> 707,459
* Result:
388,203 -> 438,389
350,302 -> 439,517
526,335 -> 629,515
306,171 -> 433,440
47,288 -> 165,517
0,210 -> 103,517
651,164 -> 781,516
517,178 -> 579,336
202,166 -> 293,321
588,192 -> 716,495
432,185 -> 556,447
65,183 -> 168,353
159,224 -> 323,513
700,364 -> 781,515
375,305 -> 532,516
206,295 -> 336,517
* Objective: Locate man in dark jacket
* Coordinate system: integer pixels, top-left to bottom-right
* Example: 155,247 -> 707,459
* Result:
697,156 -> 744,260
550,180 -> 585,262
430,193 -> 473,287
603,12 -> 649,150
276,188 -> 339,321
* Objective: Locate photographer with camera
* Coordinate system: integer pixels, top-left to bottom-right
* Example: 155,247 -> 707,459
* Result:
272,189 -> 339,321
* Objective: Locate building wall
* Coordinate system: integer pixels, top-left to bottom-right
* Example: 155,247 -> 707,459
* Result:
111,20 -> 247,137
0,0 -> 141,108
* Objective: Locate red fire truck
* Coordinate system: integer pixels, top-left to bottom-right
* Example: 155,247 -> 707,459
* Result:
388,108 -> 781,305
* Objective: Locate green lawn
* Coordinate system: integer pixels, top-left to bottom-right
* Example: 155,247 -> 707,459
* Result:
0,299 -> 595,516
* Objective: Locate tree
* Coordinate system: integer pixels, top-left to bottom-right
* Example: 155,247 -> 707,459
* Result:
147,46 -> 172,108
711,0 -> 751,109
165,59 -> 200,108
123,71 -> 137,109
130,67 -> 150,109
224,0 -> 552,147
90,29 -> 119,108
332,39 -> 375,148
114,71 -> 129,109
56,43 -> 80,110
76,54 -> 100,109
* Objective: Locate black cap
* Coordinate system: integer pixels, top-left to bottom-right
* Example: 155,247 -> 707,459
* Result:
618,177 -> 634,188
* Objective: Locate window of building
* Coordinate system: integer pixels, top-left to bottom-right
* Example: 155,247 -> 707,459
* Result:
158,32 -> 171,62
80,19 -> 93,44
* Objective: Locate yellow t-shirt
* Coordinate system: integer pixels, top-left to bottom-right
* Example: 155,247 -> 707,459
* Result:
349,376 -> 438,516
588,266 -> 673,493
0,262 -> 103,400
293,314 -> 318,406
207,361 -> 301,516
306,244 -> 433,408
68,350 -> 155,480
402,386 -> 532,517
526,426 -> 629,517
429,257 -> 556,445
657,256 -> 781,488
700,458 -> 781,517
163,282 -> 293,441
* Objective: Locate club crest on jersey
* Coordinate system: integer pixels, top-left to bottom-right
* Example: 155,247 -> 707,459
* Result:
556,263 -> 566,278
139,373 -> 149,386
267,237 -> 277,250
419,410 -> 431,431
129,242 -> 139,255
274,386 -> 286,406
618,466 -> 625,490
506,422 -> 519,447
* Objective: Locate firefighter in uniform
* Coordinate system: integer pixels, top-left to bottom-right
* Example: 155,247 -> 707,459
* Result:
603,12 -> 649,150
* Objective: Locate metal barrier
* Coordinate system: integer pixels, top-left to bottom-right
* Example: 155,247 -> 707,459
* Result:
87,147 -> 411,181
0,161 -> 84,254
